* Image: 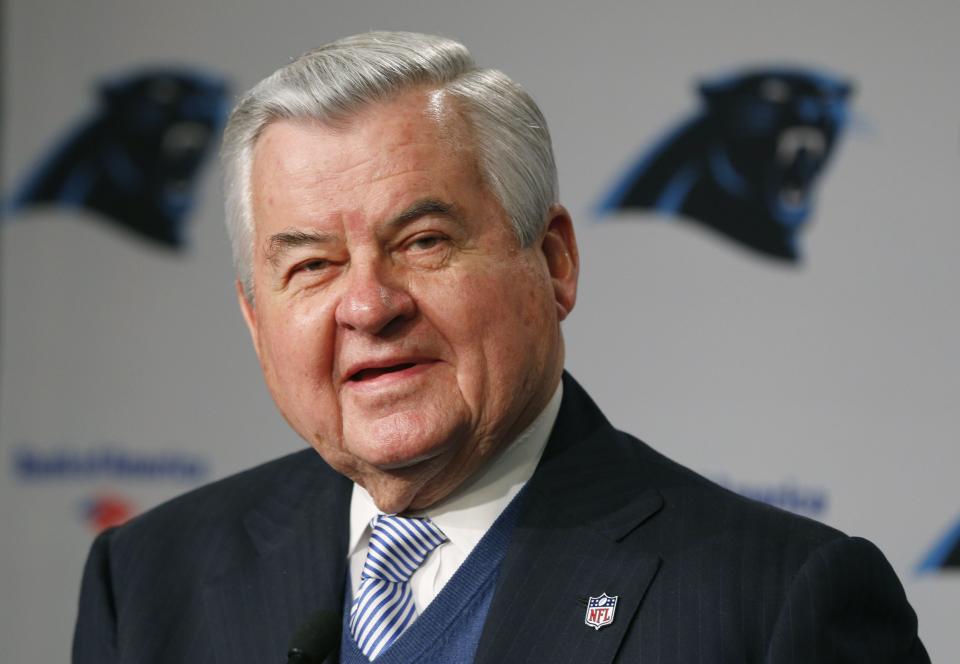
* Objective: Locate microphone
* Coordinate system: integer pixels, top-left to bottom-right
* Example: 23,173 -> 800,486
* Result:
287,610 -> 341,663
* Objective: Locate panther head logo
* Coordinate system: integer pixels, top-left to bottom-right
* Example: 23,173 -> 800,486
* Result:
8,68 -> 229,248
600,67 -> 854,261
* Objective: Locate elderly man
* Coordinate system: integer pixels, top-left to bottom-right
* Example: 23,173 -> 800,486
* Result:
73,32 -> 927,664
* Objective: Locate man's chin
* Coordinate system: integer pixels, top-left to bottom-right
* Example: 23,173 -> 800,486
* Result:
356,440 -> 452,473
343,412 -> 467,469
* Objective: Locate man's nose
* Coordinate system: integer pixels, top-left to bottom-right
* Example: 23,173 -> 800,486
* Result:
334,261 -> 416,335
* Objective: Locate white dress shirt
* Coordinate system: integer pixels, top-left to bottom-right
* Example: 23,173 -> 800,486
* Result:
347,382 -> 563,613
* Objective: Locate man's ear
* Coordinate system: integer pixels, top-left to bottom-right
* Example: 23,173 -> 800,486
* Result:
539,205 -> 579,321
236,280 -> 262,358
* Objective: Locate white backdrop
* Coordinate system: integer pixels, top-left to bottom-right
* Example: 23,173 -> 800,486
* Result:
2,1 -> 957,661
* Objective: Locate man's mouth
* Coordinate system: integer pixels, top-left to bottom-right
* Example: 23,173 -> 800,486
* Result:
349,362 -> 418,382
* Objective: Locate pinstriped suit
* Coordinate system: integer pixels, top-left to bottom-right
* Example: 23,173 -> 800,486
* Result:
73,373 -> 928,663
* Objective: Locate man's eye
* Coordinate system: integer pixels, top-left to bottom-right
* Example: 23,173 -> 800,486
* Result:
297,259 -> 329,273
409,235 -> 444,251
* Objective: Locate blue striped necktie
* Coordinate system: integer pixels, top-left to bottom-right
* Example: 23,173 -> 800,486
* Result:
349,514 -> 447,660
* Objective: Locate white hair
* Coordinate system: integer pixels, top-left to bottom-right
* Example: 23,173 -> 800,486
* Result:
221,31 -> 558,299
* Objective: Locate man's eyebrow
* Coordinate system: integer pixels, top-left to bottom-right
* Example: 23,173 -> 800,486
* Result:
385,199 -> 462,230
264,229 -> 337,266
263,200 -> 458,264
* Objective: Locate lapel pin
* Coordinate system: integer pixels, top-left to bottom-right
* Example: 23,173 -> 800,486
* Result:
585,593 -> 618,630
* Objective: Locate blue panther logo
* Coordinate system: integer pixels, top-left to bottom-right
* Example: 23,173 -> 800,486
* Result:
7,68 -> 229,248
600,67 -> 854,261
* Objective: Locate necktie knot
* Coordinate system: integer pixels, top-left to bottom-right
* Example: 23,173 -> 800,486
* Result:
362,514 -> 446,583
350,515 -> 447,659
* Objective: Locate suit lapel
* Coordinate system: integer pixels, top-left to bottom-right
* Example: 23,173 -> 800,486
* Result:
203,452 -> 351,664
475,374 -> 665,664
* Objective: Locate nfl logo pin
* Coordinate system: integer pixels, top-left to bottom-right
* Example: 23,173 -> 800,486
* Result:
585,593 -> 618,630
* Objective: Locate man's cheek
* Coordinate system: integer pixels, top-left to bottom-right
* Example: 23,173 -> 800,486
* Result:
274,306 -> 336,357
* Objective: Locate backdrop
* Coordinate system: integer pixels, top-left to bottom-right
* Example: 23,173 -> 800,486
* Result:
2,1 -> 957,660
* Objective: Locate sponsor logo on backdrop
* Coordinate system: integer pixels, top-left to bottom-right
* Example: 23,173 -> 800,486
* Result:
81,493 -> 137,532
12,444 -> 209,481
6,67 -> 229,248
713,476 -> 828,517
599,67 -> 853,262
917,516 -> 960,573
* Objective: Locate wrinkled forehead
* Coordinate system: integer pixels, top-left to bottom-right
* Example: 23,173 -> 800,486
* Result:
263,90 -> 477,184
252,85 -> 475,166
246,88 -> 495,242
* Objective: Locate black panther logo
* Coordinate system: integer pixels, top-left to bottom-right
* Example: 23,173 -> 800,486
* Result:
600,68 -> 854,261
8,68 -> 228,248
918,517 -> 960,573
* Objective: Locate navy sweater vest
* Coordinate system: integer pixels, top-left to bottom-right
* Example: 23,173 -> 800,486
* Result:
339,493 -> 523,663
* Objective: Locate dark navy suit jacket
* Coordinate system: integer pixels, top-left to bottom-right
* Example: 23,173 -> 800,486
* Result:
73,373 -> 928,663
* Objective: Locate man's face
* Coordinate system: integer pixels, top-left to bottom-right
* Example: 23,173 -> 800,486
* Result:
240,88 -> 577,512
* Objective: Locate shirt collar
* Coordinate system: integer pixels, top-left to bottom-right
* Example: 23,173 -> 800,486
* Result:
348,381 -> 563,558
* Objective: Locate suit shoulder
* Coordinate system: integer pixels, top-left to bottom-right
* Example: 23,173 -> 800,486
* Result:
108,448 -> 341,552
77,448 -> 351,655
613,428 -> 846,548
